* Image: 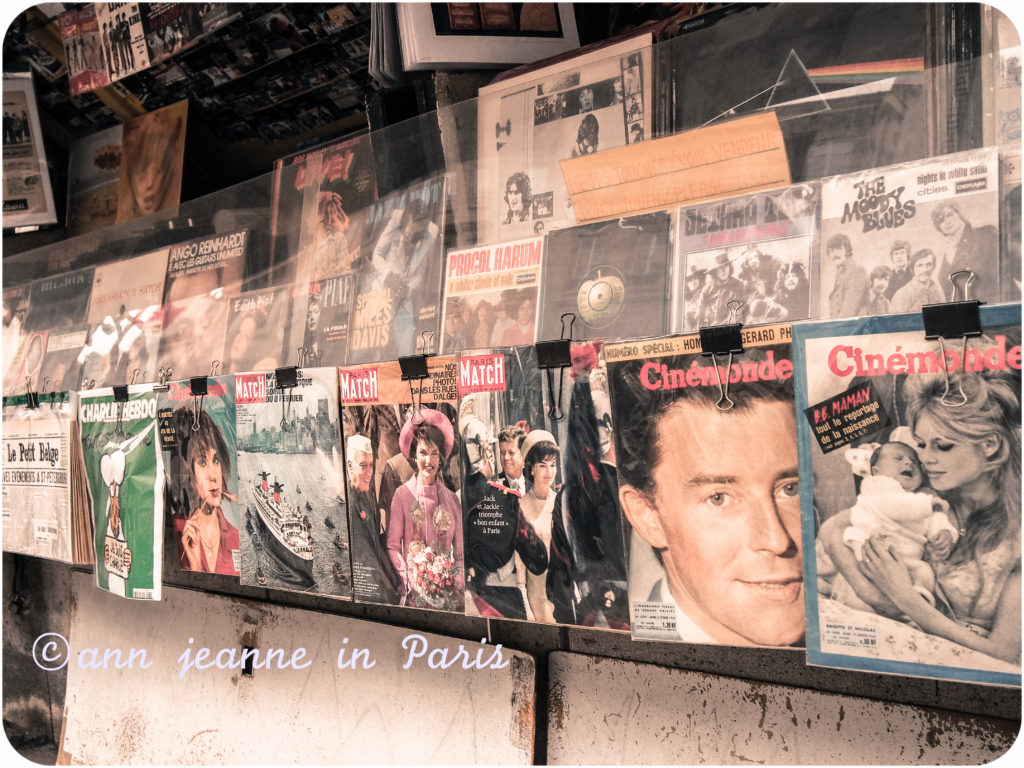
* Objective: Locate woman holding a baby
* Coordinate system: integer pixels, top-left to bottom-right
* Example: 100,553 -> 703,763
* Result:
819,367 -> 1021,664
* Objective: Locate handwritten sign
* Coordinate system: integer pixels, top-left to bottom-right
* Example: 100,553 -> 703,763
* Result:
560,112 -> 791,223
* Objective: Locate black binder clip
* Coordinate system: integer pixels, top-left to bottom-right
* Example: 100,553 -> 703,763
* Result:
276,349 -> 307,430
189,361 -> 219,430
921,270 -> 982,407
699,299 -> 745,411
400,332 -> 434,421
25,376 -> 41,410
536,313 -> 576,420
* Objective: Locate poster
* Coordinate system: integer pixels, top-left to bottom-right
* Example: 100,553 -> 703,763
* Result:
339,357 -> 463,610
794,305 -> 1021,685
605,324 -> 805,646
673,183 -> 819,332
115,99 -> 188,222
236,367 -> 351,598
2,74 -> 58,228
79,385 -> 164,600
156,376 -> 239,576
440,235 -> 544,353
476,33 -> 653,243
819,147 -> 1001,319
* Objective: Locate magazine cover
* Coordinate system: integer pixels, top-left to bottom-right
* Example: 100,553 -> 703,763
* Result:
66,123 -> 123,236
158,229 -> 247,379
1000,147 -> 1021,302
235,367 -> 351,598
440,235 -> 544,353
339,356 -> 463,610
78,249 -> 169,388
539,211 -> 671,342
79,385 -> 164,600
457,342 -> 629,628
606,324 -> 804,646
2,392 -> 83,563
303,273 -> 356,368
156,376 -> 239,576
347,174 -> 446,363
794,305 -> 1022,685
224,286 -> 292,374
819,147 -> 1001,319
476,33 -> 653,243
3,283 -> 30,392
115,99 -> 187,222
673,183 -> 819,332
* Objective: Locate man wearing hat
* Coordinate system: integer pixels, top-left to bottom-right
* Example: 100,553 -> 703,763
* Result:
461,413 -> 547,618
346,434 -> 398,604
683,265 -> 707,331
697,252 -> 745,327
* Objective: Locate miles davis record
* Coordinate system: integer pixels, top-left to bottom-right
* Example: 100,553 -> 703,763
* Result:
540,211 -> 670,341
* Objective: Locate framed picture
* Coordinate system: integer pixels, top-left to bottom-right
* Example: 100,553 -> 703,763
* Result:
2,73 -> 58,230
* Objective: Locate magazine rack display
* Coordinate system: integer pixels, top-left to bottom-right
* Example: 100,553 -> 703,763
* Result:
3,2 -> 1021,698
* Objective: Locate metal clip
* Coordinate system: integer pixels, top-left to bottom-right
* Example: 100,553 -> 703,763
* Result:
921,270 -> 983,408
699,300 -> 745,411
154,366 -> 172,393
399,332 -> 435,423
536,313 -> 576,420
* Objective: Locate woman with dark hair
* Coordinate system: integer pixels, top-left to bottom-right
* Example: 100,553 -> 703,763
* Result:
174,409 -> 240,575
517,429 -> 560,622
386,409 -> 464,608
822,366 -> 1021,663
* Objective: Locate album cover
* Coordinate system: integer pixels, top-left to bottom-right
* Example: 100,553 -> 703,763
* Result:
2,392 -> 83,563
302,273 -> 356,368
338,356 -> 463,610
819,147 -> 1001,320
440,235 -> 544,353
539,211 -> 671,342
142,2 -> 203,66
476,33 -> 653,243
235,367 -> 352,598
794,305 -> 1022,685
79,385 -> 164,599
156,376 -> 239,576
95,3 -> 151,85
223,286 -> 292,374
26,269 -> 95,393
158,229 -> 247,379
2,283 -> 31,393
346,174 -> 446,363
26,268 -> 95,332
59,7 -> 110,96
66,123 -> 123,236
673,183 -> 819,333
605,324 -> 804,646
78,249 -> 169,389
1000,148 -> 1021,302
115,99 -> 188,223
457,342 -> 629,628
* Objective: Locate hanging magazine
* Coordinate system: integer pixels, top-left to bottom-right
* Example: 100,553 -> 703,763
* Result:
339,356 -> 463,610
235,367 -> 352,598
605,324 -> 805,646
794,304 -> 1022,686
156,376 -> 239,577
2,392 -> 92,564
819,147 -> 1000,320
79,385 -> 164,600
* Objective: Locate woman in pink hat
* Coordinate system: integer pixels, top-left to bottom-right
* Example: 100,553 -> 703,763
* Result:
386,408 -> 464,610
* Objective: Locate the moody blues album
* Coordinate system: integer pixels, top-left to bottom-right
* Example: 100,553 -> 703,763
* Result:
235,367 -> 352,599
346,175 -> 446,363
605,324 -> 803,646
440,235 -> 544,354
540,211 -> 671,343
79,385 -> 164,600
819,147 -> 1001,320
457,342 -> 629,628
674,183 -> 819,333
794,304 -> 1022,685
156,376 -> 240,577
338,356 -> 463,611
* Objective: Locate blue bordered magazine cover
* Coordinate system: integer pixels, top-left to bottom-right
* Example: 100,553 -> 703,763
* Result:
793,303 -> 1021,685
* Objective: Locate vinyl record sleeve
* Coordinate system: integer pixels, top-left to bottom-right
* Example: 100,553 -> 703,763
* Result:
115,99 -> 186,223
235,367 -> 351,598
457,342 -> 629,628
338,356 -> 463,611
819,147 -> 1001,320
65,123 -> 123,236
539,211 -> 671,342
156,375 -> 239,577
3,283 -> 31,393
26,268 -> 95,332
793,305 -> 1022,685
673,183 -> 819,333
2,393 -> 79,562
605,324 -> 804,646
346,174 -> 446,363
79,385 -> 164,600
476,33 -> 653,244
440,235 -> 544,354
223,286 -> 292,374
